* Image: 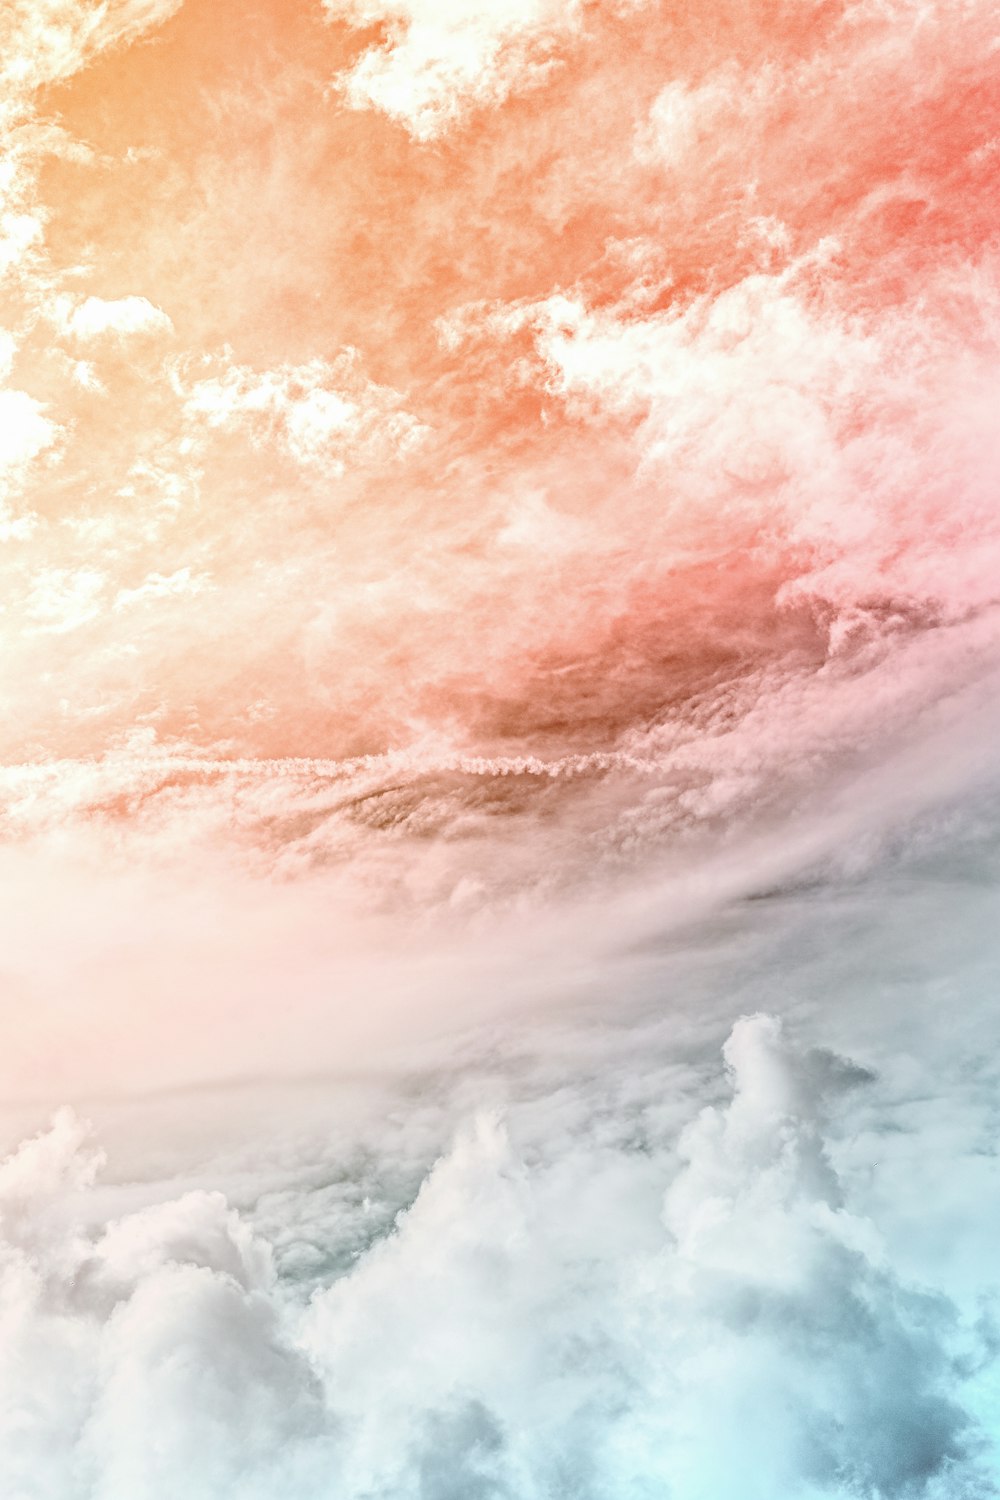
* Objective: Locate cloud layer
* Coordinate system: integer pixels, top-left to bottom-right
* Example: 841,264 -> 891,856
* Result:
0,1017 -> 991,1500
1,0 -> 999,1493
1,0 -> 998,903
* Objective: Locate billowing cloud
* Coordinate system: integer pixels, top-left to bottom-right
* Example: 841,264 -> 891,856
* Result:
480,258 -> 1000,626
0,1019 -> 989,1500
58,294 -> 174,343
0,332 -> 59,534
322,0 -> 587,139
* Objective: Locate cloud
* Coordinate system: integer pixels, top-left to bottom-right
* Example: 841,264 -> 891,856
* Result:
463,247 -> 1000,624
0,1017 -> 986,1499
24,566 -> 106,634
0,6 -> 997,1494
112,566 -> 208,612
0,341 -> 59,534
0,0 -> 184,98
0,1 -> 183,303
657,1017 -> 964,1497
179,350 -> 426,477
0,387 -> 58,475
322,0 -> 587,139
0,0 -> 994,844
302,1015 -> 983,1499
414,237 -> 1000,871
59,294 -> 174,343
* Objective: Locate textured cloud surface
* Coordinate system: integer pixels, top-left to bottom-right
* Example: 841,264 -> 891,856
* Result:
322,0 -> 589,138
1,0 -> 1000,1492
0,1015 -> 992,1500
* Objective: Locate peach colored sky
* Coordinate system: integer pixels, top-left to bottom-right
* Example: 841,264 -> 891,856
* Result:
1,0 -> 999,918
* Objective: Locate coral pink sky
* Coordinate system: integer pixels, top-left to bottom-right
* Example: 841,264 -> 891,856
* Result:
0,0 -> 998,1087
2,0 -> 998,779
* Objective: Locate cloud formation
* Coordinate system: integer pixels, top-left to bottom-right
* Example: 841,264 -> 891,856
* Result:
179,349 -> 426,477
322,0 -> 587,139
0,0 -> 998,1493
1,0 -> 182,94
59,294 -> 174,342
0,1019 -> 988,1500
0,0 -> 996,874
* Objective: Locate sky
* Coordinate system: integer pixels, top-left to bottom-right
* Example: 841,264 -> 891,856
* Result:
1,0 -> 1000,1495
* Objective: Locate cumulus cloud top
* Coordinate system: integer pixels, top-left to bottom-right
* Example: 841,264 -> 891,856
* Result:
0,1020 -> 988,1500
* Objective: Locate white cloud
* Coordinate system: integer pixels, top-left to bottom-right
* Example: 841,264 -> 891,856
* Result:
0,1016 -> 985,1499
0,10 -> 994,1493
323,0 -> 586,139
480,251 -> 1000,633
59,294 -> 174,343
112,567 -> 208,612
24,567 -> 106,634
636,63 -> 765,168
180,350 -> 426,477
0,210 -> 44,279
0,0 -> 184,98
0,377 -> 58,536
0,388 -> 57,474
0,330 -> 56,476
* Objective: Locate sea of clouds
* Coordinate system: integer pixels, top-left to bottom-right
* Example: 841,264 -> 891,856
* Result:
0,1002 -> 992,1500
0,745 -> 998,1499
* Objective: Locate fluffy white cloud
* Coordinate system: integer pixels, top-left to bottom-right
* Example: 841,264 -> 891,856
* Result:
0,387 -> 58,474
472,246 -> 1000,632
59,294 -> 174,343
0,1017 -> 985,1500
323,0 -> 586,139
0,8 -> 995,1495
112,566 -> 208,612
0,210 -> 43,281
0,349 -> 58,535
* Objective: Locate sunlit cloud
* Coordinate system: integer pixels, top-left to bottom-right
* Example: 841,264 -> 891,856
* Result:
322,0 -> 588,139
56,293 -> 174,343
